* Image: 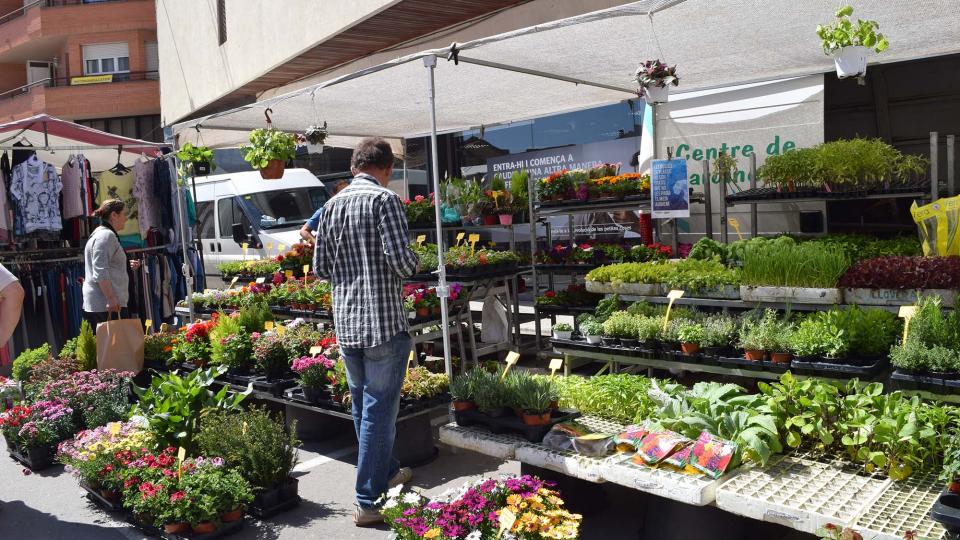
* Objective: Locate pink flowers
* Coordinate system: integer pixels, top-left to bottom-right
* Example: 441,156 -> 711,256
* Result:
291,355 -> 334,373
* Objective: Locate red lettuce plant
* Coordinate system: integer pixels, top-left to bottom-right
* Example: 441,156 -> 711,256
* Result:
838,256 -> 960,289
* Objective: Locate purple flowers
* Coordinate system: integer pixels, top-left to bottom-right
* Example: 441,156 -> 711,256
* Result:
291,355 -> 336,390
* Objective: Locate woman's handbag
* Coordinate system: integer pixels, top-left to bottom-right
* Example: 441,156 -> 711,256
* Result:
96,311 -> 145,374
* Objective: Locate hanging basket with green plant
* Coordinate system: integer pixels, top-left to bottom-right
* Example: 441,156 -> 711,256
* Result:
176,142 -> 216,177
816,6 -> 889,81
241,127 -> 298,179
634,59 -> 679,105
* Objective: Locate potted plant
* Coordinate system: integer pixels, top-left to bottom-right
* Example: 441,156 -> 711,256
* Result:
517,377 -> 554,426
581,320 -> 604,345
472,371 -> 509,417
634,59 -> 679,104
701,315 -> 737,357
552,322 -> 573,341
816,6 -> 889,80
941,430 -> 960,495
602,311 -> 639,348
303,122 -> 328,154
450,373 -> 475,411
538,170 -> 573,202
769,323 -> 795,364
738,310 -> 780,361
252,332 -> 291,380
636,316 -> 661,350
241,127 -> 298,179
291,355 -> 335,403
677,321 -> 705,355
176,142 -> 216,177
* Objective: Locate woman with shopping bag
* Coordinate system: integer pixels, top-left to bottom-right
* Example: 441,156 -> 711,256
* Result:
83,199 -> 144,373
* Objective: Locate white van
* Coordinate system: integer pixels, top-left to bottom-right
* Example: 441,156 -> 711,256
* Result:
192,168 -> 331,279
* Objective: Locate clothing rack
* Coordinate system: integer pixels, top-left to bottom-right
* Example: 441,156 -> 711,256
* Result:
0,255 -> 82,265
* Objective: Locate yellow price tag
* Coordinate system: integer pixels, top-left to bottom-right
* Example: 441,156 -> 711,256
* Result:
264,321 -> 275,331
144,319 -> 152,334
303,264 -> 311,277
663,290 -> 685,332
406,350 -> 416,372
266,243 -> 274,252
416,235 -> 426,246
241,243 -> 249,260
501,351 -> 520,380
278,244 -> 286,254
468,233 -> 480,243
899,305 -> 919,342
549,357 -> 563,378
255,277 -> 266,284
277,325 -> 286,336
497,508 -> 517,538
309,346 -> 323,356
728,217 -> 744,240
229,276 -> 239,288
285,270 -> 294,279
177,447 -> 186,463
456,232 -> 465,245
109,422 -> 121,436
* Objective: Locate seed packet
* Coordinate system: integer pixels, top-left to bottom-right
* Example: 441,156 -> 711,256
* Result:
634,430 -> 691,465
573,433 -> 614,457
662,443 -> 694,469
613,424 -> 649,453
689,431 -> 738,478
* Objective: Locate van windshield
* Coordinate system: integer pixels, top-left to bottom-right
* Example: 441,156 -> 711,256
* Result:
239,187 -> 327,230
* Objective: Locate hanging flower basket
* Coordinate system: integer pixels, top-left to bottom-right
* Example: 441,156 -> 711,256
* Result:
643,85 -> 670,105
833,46 -> 868,79
635,59 -> 679,105
816,6 -> 888,81
259,159 -> 285,179
241,127 -> 297,180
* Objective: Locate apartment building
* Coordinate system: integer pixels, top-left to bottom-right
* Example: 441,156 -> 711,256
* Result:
0,0 -> 161,141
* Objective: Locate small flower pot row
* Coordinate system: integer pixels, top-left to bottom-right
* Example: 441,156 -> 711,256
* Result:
452,406 -> 579,443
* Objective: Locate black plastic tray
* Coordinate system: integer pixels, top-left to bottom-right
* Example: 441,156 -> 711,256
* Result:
716,355 -> 765,371
284,387 -> 451,418
249,478 -> 301,519
790,355 -> 889,378
126,514 -> 244,540
889,369 -> 955,392
8,444 -> 57,471
931,491 -> 960,533
536,194 -> 650,209
82,482 -> 124,512
453,409 -> 580,443
251,377 -> 298,398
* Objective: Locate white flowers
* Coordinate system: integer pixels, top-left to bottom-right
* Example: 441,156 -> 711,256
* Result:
465,531 -> 483,540
383,498 -> 398,509
402,492 -> 422,504
386,484 -> 404,499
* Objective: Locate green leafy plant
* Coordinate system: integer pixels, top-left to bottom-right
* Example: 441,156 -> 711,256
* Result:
593,294 -> 621,323
581,320 -> 604,337
635,316 -> 662,342
450,373 -> 475,402
789,316 -> 847,358
132,366 -> 251,454
515,376 -> 555,414
76,320 -> 97,371
240,127 -> 298,169
741,237 -> 850,288
738,310 -> 782,352
676,321 -> 705,345
196,407 -> 300,491
701,315 -> 738,349
472,370 -> 507,413
175,142 -> 217,175
555,374 -> 677,424
602,311 -> 639,339
816,6 -> 889,55
12,344 -> 50,381
553,323 -> 573,332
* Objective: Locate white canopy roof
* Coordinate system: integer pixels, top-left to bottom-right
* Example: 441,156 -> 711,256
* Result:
173,0 -> 960,144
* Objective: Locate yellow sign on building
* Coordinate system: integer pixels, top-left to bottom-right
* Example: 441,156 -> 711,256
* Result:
70,74 -> 113,85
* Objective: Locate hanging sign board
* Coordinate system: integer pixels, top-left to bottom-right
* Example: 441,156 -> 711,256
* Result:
651,159 -> 690,219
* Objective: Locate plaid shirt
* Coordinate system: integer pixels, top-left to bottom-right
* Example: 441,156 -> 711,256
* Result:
313,174 -> 418,348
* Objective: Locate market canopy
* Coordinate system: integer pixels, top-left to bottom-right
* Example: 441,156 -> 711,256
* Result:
0,114 -> 164,171
171,0 -> 960,143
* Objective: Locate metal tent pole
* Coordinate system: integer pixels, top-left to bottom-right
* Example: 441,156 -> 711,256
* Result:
170,151 -> 195,323
424,55 -> 453,382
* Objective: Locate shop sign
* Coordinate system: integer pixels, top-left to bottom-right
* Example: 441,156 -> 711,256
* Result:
486,136 -> 642,182
651,159 -> 689,219
70,74 -> 113,85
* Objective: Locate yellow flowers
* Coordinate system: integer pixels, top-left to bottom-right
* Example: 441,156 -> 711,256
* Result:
423,529 -> 441,539
505,491 -> 582,540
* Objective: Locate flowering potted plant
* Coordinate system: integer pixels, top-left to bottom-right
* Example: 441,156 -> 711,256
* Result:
291,355 -> 335,403
252,332 -> 291,380
0,400 -> 75,468
635,59 -> 679,104
552,322 -> 573,341
241,127 -> 298,179
816,6 -> 888,80
404,194 -> 435,227
537,170 -> 573,202
303,122 -> 327,153
171,315 -> 219,368
57,421 -> 152,502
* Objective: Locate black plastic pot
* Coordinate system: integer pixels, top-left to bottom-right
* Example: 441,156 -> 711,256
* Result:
600,337 -> 619,347
250,477 -> 301,519
619,338 -> 638,349
454,408 -> 580,443
302,386 -> 324,403
9,444 -> 57,471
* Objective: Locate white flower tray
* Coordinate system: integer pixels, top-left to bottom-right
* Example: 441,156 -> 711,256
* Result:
438,423 -> 528,460
716,454 -> 891,535
854,473 -> 950,540
598,453 -> 730,506
514,445 -> 606,484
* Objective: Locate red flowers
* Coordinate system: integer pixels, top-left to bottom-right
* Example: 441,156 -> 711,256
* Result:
170,491 -> 185,503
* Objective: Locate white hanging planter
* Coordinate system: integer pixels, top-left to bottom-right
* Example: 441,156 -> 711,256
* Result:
833,46 -> 868,79
643,85 -> 669,105
306,143 -> 324,154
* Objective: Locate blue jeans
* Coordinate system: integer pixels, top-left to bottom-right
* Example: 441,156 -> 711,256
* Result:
341,331 -> 411,508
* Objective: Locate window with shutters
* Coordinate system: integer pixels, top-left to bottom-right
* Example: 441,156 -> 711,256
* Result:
217,0 -> 227,45
82,43 -> 130,77
144,42 -> 159,79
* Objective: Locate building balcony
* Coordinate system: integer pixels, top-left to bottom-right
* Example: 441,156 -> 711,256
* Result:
0,70 -> 158,122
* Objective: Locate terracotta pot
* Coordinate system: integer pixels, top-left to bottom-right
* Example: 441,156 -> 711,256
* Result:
164,523 -> 191,535
416,307 -> 430,318
100,489 -> 120,502
680,342 -> 700,355
744,350 -> 764,362
432,306 -> 441,316
950,480 -> 960,494
452,400 -> 476,412
498,213 -> 514,226
482,214 -> 498,226
192,522 -> 217,534
259,159 -> 285,179
770,351 -> 793,364
221,507 -> 244,522
521,412 -> 552,426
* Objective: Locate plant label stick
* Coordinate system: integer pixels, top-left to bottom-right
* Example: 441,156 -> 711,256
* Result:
898,305 -> 918,342
264,321 -> 275,331
241,242 -> 248,260
497,508 -> 517,539
416,235 -> 426,246
303,264 -> 310,279
501,351 -> 520,380
109,422 -> 121,436
277,325 -> 286,336
663,290 -> 685,331
406,350 -> 415,373
160,323 -> 169,333
309,346 -> 323,356
728,217 -> 744,240
177,446 -> 186,480
456,232 -> 465,246
229,276 -> 239,288
144,319 -> 152,335
255,277 -> 266,285
278,244 -> 285,254
469,234 -> 480,255
549,357 -> 564,378
266,243 -> 274,252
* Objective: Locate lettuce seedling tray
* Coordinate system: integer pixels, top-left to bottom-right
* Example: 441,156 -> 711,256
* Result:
854,473 -> 950,540
439,423 -> 530,460
716,454 -> 890,535
598,453 -> 731,506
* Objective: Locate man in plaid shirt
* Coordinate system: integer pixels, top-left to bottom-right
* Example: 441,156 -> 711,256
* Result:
313,138 -> 419,526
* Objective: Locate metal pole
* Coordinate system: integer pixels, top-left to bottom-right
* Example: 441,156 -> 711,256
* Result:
172,153 -> 195,323
721,170 -> 729,244
527,172 -> 540,349
750,153 -> 758,238
424,55 -> 453,382
947,135 -> 955,197
931,132 -> 939,201
702,160 -> 712,239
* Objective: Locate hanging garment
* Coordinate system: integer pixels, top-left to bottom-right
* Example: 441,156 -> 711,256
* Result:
133,159 -> 161,239
153,156 -> 174,231
61,156 -> 85,219
97,169 -> 142,248
0,167 -> 10,243
10,155 -> 62,234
